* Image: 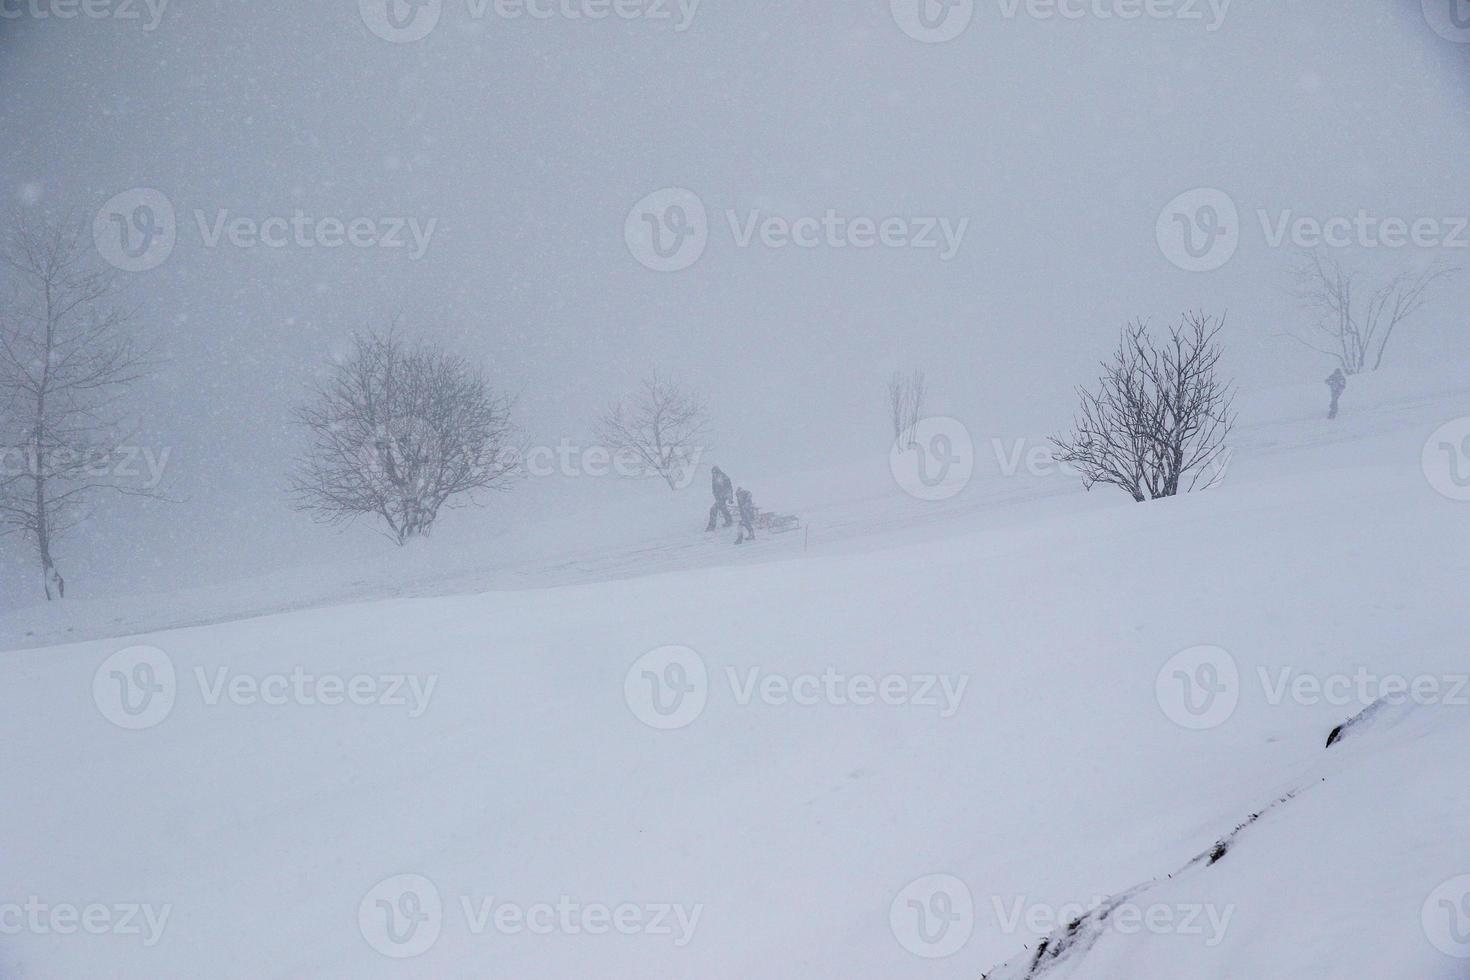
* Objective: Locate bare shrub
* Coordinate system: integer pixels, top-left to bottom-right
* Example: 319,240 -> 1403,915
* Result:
1288,251 -> 1457,374
290,329 -> 518,544
887,369 -> 927,444
594,373 -> 708,490
1052,312 -> 1236,502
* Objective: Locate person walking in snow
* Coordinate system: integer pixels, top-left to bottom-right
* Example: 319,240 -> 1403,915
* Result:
1325,367 -> 1347,420
707,465 -> 734,531
734,487 -> 756,544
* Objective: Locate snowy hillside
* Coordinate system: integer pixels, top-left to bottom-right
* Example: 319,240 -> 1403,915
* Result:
3,371 -> 1469,978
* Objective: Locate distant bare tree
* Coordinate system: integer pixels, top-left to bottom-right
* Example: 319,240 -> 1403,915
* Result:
595,373 -> 708,490
290,329 -> 518,545
1288,252 -> 1457,374
887,369 -> 927,444
0,210 -> 159,600
1052,312 -> 1236,502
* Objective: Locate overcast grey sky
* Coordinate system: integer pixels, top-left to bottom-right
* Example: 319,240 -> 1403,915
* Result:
2,0 -> 1468,604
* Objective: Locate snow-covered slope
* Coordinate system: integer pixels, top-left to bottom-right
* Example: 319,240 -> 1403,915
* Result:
980,699 -> 1470,980
2,370 -> 1468,978
4,365 -> 1466,651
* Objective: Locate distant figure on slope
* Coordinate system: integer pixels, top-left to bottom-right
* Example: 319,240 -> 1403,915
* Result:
1325,368 -> 1347,420
707,465 -> 734,531
734,487 -> 756,545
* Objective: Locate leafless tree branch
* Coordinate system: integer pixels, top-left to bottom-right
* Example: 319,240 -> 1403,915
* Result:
594,372 -> 708,491
288,327 -> 520,545
1286,251 -> 1457,373
1051,312 -> 1237,502
0,209 -> 162,599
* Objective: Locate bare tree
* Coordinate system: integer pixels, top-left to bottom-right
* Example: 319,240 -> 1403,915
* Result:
0,210 -> 159,600
1051,312 -> 1236,502
595,373 -> 708,490
290,329 -> 518,545
887,369 -> 927,444
1288,251 -> 1457,374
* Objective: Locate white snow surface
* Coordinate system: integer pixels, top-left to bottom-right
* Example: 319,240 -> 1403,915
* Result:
3,368 -> 1469,978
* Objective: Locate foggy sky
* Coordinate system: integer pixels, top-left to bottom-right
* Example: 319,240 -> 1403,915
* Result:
1,0 -> 1468,606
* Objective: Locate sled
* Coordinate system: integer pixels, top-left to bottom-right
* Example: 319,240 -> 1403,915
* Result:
754,510 -> 801,533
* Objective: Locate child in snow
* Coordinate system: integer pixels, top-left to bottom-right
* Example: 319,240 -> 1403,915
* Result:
734,487 -> 756,544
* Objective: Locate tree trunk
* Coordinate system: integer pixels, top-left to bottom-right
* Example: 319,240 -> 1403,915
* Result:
35,466 -> 62,600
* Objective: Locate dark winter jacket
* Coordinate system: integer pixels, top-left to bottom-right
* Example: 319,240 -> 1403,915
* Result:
1325,369 -> 1347,395
712,468 -> 733,503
